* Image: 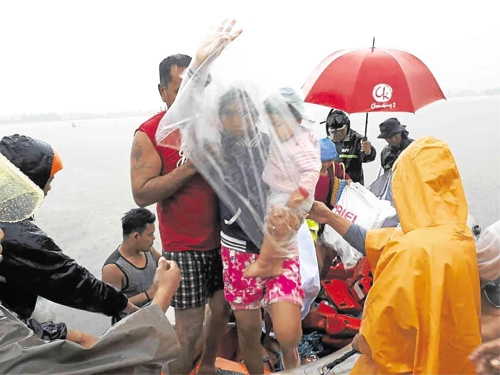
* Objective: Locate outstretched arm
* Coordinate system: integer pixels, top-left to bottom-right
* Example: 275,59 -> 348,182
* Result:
2,227 -> 132,317
308,201 -> 367,255
155,19 -> 242,148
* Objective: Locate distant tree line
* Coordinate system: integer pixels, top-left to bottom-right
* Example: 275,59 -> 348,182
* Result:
0,109 -> 158,125
1,88 -> 499,125
446,87 -> 500,98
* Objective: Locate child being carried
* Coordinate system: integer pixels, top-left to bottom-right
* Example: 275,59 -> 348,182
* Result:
244,87 -> 321,278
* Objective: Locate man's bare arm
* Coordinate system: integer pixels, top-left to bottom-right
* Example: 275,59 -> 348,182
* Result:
151,246 -> 162,264
128,291 -> 152,307
102,264 -> 152,307
102,264 -> 125,290
308,201 -> 353,236
130,131 -> 198,207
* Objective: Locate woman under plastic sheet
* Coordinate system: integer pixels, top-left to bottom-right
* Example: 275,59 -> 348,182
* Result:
156,19 -> 320,373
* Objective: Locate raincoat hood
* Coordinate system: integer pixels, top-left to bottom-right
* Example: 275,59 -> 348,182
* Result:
352,136 -> 481,375
0,134 -> 55,191
392,136 -> 468,234
0,135 -> 126,320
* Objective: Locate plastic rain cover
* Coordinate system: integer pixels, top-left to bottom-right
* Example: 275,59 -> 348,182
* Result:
0,153 -> 44,223
156,20 -> 321,264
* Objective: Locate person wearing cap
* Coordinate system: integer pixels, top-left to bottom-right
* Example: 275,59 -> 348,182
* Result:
0,134 -> 140,344
325,109 -> 376,185
470,220 -> 500,375
315,138 -> 351,205
474,220 -> 500,340
313,138 -> 351,279
378,117 -> 414,172
308,136 -> 481,374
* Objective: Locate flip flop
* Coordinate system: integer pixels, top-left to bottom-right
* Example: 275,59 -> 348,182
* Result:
266,348 -> 283,372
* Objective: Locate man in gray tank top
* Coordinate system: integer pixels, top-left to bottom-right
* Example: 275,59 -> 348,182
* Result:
102,208 -> 162,323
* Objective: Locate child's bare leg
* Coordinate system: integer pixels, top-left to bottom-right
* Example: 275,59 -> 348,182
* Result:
244,234 -> 285,278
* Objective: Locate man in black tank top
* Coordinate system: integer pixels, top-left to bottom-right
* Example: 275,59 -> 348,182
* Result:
102,208 -> 162,323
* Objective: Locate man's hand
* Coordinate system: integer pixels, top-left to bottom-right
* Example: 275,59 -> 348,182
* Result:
361,140 -> 372,155
351,334 -> 360,352
152,257 -> 181,313
309,201 -> 353,237
123,301 -> 140,315
193,19 -> 243,69
184,159 -> 199,174
146,279 -> 158,300
308,201 -> 333,225
470,338 -> 500,375
66,330 -> 98,349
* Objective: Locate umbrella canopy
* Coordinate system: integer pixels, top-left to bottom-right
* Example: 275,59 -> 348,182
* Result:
303,47 -> 446,114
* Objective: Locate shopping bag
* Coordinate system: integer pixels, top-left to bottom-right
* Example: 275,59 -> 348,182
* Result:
323,183 -> 397,269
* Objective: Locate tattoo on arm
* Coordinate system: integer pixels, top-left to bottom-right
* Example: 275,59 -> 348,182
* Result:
131,140 -> 143,161
131,140 -> 152,170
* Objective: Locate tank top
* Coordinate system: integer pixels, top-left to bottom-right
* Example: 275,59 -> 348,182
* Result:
103,248 -> 156,298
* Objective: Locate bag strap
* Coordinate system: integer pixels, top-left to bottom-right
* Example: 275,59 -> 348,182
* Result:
340,162 -> 346,180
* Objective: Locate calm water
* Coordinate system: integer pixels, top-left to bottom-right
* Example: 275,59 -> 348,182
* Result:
1,96 -> 499,335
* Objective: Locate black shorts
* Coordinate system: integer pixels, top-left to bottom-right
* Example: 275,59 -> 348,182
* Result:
163,248 -> 224,309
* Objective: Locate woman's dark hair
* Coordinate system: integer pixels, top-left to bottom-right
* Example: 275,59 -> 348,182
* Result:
218,87 -> 258,120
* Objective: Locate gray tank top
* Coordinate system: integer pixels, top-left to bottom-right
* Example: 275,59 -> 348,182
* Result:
104,248 -> 156,298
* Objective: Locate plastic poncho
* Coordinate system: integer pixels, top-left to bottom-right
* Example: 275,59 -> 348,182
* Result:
0,303 -> 180,374
351,136 -> 481,375
0,134 -> 128,320
156,37 -> 320,256
0,153 -> 44,222
476,220 -> 500,281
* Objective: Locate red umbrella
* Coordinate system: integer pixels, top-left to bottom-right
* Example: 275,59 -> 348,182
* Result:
303,39 -> 446,136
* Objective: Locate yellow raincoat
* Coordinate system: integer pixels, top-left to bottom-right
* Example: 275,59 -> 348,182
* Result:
351,137 -> 481,374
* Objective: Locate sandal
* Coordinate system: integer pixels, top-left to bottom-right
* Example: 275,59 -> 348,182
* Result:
267,348 -> 284,372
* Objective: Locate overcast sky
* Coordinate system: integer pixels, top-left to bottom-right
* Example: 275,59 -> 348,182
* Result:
0,0 -> 498,116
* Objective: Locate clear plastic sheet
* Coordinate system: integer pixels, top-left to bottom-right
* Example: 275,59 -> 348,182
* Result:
0,153 -> 44,223
156,20 -> 320,263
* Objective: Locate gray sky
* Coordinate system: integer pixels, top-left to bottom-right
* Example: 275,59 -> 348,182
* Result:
0,0 -> 498,116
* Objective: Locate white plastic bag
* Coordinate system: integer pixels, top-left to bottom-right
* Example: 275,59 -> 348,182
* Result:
323,183 -> 397,268
297,220 -> 320,319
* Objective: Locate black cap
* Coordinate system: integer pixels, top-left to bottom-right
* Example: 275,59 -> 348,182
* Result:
377,118 -> 406,139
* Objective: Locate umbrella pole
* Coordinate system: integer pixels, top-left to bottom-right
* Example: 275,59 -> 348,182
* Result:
363,112 -> 369,140
364,36 -> 375,140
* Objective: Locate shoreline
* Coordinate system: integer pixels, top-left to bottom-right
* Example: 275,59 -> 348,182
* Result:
1,95 -> 499,127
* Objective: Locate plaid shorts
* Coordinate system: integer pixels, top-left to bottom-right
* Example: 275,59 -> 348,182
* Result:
163,248 -> 224,309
